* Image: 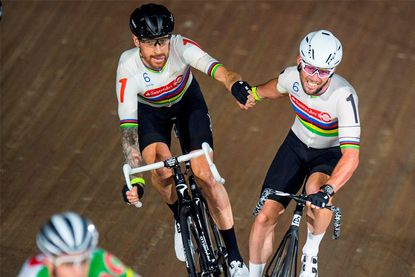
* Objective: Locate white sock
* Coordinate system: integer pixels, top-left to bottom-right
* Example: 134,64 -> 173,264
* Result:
249,262 -> 265,277
302,229 -> 325,256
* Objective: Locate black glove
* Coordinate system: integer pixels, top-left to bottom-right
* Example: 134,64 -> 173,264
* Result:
122,183 -> 145,204
307,191 -> 330,208
231,80 -> 252,105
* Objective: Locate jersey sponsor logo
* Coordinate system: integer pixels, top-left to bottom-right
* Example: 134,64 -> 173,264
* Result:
290,95 -> 332,122
144,75 -> 184,97
104,253 -> 125,274
319,112 -> 332,123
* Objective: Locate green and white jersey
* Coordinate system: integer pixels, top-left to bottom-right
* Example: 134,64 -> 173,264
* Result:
277,66 -> 361,149
18,249 -> 139,277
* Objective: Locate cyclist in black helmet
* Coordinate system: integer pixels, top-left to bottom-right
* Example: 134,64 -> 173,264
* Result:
116,3 -> 253,277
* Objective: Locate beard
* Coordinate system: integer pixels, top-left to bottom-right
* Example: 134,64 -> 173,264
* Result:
300,77 -> 330,96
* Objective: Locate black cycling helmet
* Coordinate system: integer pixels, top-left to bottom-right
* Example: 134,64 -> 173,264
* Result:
129,3 -> 174,39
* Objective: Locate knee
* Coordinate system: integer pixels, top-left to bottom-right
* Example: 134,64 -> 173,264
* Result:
193,167 -> 215,187
255,211 -> 279,229
152,168 -> 173,185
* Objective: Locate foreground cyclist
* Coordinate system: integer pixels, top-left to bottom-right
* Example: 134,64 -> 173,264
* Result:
247,30 -> 360,277
116,3 -> 252,276
18,212 -> 140,277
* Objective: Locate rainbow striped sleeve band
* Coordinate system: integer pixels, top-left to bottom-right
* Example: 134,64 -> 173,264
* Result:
120,119 -> 138,128
339,138 -> 360,149
207,62 -> 222,79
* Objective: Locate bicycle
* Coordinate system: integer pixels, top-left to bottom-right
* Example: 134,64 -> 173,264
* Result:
255,189 -> 342,277
123,142 -> 228,277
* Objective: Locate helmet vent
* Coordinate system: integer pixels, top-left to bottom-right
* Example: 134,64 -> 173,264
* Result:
299,30 -> 343,68
130,3 -> 174,39
325,54 -> 332,63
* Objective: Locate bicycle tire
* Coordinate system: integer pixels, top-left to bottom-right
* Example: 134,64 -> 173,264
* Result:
265,230 -> 299,277
179,205 -> 211,277
201,199 -> 229,277
197,197 -> 228,277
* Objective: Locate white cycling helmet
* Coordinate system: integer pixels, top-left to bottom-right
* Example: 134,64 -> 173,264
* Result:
36,212 -> 98,257
299,30 -> 342,68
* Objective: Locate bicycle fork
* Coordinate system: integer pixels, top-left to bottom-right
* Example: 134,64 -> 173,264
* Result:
265,201 -> 305,277
188,176 -> 218,269
173,167 -> 217,274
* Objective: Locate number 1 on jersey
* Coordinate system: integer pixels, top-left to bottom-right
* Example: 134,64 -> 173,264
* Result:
119,78 -> 127,103
346,94 -> 359,123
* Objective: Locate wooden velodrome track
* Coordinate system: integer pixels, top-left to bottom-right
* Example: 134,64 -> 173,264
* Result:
1,1 -> 414,276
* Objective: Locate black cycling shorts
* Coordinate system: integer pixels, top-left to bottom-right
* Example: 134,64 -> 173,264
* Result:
257,130 -> 342,209
137,78 -> 213,153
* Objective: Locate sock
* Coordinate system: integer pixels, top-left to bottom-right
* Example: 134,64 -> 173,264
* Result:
167,201 -> 179,221
219,227 -> 243,263
249,262 -> 265,277
302,229 -> 325,256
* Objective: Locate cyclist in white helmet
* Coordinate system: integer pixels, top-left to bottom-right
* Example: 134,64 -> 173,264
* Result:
247,30 -> 360,277
18,212 -> 141,277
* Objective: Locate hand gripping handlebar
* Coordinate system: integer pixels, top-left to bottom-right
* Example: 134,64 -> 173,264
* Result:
122,142 -> 225,208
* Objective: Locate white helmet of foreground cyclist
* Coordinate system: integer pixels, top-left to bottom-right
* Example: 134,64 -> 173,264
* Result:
299,30 -> 343,69
36,212 -> 99,257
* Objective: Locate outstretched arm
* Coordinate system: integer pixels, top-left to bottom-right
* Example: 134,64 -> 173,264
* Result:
212,65 -> 242,91
254,78 -> 286,100
213,65 -> 256,109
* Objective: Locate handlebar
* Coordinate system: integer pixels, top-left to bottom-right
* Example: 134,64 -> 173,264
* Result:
264,190 -> 342,240
123,142 -> 225,208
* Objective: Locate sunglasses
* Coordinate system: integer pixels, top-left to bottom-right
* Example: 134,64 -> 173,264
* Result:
140,35 -> 171,47
301,60 -> 334,78
51,251 -> 91,267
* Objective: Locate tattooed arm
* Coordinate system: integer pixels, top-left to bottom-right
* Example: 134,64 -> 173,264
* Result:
121,127 -> 142,168
121,127 -> 144,205
116,55 -> 145,204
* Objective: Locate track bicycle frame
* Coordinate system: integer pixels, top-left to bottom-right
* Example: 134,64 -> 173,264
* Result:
123,142 -> 227,277
263,190 -> 342,277
172,121 -> 228,277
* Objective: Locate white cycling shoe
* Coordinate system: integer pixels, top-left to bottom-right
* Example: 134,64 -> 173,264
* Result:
174,221 -> 186,262
299,254 -> 318,277
229,260 -> 249,277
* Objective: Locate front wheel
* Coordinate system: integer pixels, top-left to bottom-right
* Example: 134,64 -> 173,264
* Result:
198,198 -> 228,277
179,205 -> 211,277
264,230 -> 299,277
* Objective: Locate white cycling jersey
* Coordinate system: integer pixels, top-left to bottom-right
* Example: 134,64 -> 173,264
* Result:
116,34 -> 221,128
277,66 -> 361,149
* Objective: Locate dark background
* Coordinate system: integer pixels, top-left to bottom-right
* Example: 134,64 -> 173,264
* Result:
1,1 -> 414,276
